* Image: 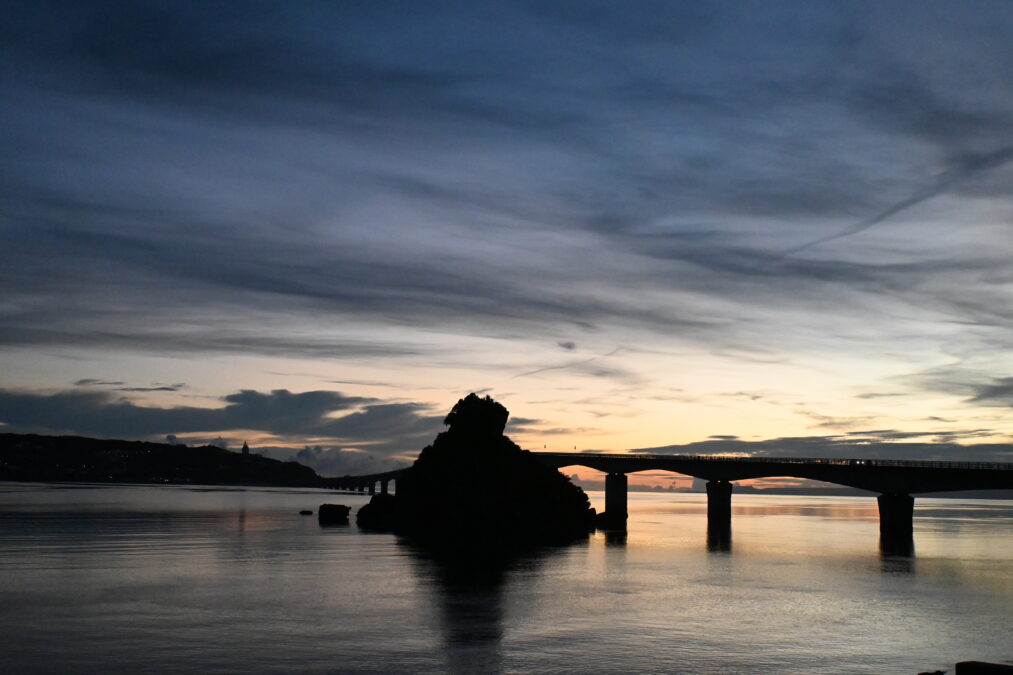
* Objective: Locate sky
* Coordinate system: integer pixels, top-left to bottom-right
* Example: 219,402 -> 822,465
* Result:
2,1 -> 1013,480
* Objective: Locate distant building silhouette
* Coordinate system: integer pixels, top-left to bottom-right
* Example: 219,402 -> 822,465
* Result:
241,441 -> 250,456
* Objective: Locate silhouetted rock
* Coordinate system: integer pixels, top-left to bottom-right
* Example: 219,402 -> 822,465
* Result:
356,492 -> 399,530
318,503 -> 351,524
355,394 -> 595,546
594,510 -> 624,530
442,393 -> 508,439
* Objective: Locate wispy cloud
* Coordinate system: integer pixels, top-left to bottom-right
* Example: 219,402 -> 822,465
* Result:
513,348 -> 644,384
785,145 -> 1013,254
2,1 -> 1013,441
968,377 -> 1013,406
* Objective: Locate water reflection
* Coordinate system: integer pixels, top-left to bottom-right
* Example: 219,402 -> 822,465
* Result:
604,530 -> 627,546
731,502 -> 877,519
707,521 -> 732,553
636,501 -> 879,520
880,535 -> 915,559
880,550 -> 916,575
3,486 -> 1012,673
400,540 -> 560,675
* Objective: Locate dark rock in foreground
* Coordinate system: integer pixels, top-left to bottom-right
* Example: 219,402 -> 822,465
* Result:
356,493 -> 398,530
356,394 -> 595,546
318,504 -> 351,524
594,509 -> 626,530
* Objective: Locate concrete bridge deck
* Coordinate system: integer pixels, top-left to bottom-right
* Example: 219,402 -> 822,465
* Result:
532,452 -> 1013,493
534,451 -> 1013,552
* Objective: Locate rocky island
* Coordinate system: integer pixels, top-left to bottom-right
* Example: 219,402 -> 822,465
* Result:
357,393 -> 596,545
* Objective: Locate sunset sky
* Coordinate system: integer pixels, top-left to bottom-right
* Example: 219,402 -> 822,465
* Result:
3,1 -> 1013,479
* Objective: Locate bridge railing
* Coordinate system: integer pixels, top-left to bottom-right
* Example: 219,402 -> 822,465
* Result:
538,452 -> 1013,471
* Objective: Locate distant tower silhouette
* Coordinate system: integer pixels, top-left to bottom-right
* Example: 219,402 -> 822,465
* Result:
241,441 -> 250,456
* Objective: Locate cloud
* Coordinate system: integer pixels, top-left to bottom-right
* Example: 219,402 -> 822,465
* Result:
638,430 -> 1013,463
968,377 -> 1013,406
911,367 -> 1013,409
0,387 -> 442,458
113,384 -> 186,392
75,382 -> 190,392
856,392 -> 905,399
2,0 -> 1013,436
794,409 -> 875,431
248,445 -> 407,477
785,145 -> 1013,254
296,446 -> 406,476
513,348 -> 644,384
722,392 -> 764,401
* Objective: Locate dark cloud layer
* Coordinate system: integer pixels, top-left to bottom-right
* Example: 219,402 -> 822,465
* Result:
1,2 -> 1012,429
0,387 -> 442,458
968,377 -> 1013,407
74,379 -> 187,392
639,430 -> 1013,464
786,144 -> 1013,254
3,2 -> 1012,353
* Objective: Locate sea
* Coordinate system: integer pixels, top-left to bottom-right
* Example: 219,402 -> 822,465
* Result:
0,482 -> 1010,674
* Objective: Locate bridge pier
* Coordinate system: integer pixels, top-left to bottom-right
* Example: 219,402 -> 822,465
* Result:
705,480 -> 733,551
878,493 -> 914,555
706,480 -> 733,525
368,481 -> 376,495
381,479 -> 389,495
602,472 -> 628,530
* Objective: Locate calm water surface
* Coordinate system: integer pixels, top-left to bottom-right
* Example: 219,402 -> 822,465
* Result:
0,482 -> 1010,674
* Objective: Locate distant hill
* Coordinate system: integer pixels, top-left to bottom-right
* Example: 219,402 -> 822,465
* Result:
0,433 -> 322,487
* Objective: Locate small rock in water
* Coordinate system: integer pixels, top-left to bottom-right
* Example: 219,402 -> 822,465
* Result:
318,503 -> 351,524
299,510 -> 313,515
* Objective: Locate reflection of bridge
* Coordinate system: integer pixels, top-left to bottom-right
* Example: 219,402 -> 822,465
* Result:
534,452 -> 1013,551
323,452 -> 1013,552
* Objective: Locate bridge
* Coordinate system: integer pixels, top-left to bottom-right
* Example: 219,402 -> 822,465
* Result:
535,452 -> 1013,552
320,468 -> 405,496
323,452 -> 1013,553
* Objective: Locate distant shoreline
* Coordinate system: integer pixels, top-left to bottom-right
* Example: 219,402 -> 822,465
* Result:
0,432 -> 324,488
4,478 -> 1011,501
4,432 -> 1011,499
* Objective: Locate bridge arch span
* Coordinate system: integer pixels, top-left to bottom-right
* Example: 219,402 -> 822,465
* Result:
532,451 -> 1013,552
